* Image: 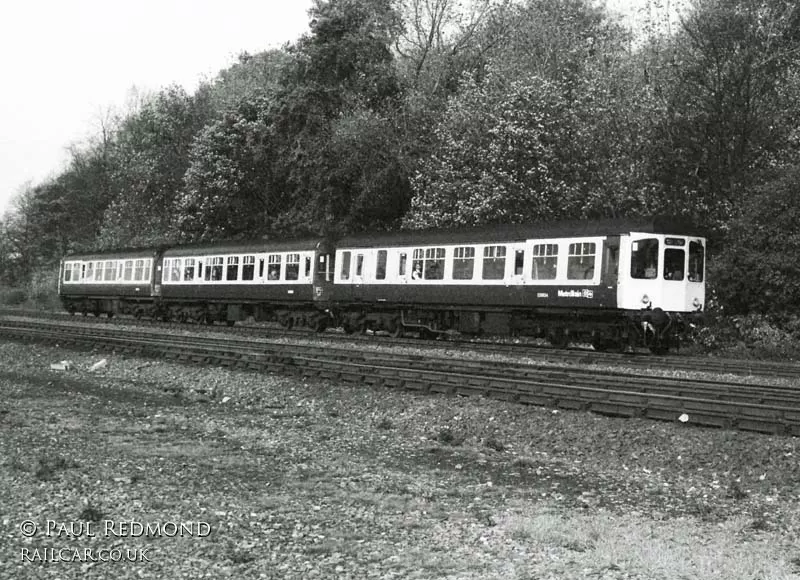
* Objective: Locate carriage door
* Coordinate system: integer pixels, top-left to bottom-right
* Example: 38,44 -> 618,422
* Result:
508,243 -> 526,305
599,236 -> 619,307
313,250 -> 335,302
352,252 -> 365,301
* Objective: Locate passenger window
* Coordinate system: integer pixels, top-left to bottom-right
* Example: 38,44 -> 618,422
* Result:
355,254 -> 364,277
424,248 -> 445,280
340,251 -> 351,281
664,248 -> 685,281
63,263 -> 73,282
514,250 -> 524,275
94,261 -> 103,281
452,247 -> 475,280
81,264 -> 86,281
376,250 -> 387,280
286,254 -> 300,281
532,244 -> 558,280
267,255 -> 282,280
169,259 -> 180,282
206,257 -> 223,281
226,257 -> 239,281
398,253 -> 407,277
144,259 -> 151,282
239,256 -> 253,281
631,239 -> 659,279
567,243 -> 596,280
85,262 -> 94,281
304,256 -> 312,278
184,259 -> 195,281
105,261 -> 117,282
482,246 -> 506,280
689,241 -> 704,282
258,259 -> 265,278
133,259 -> 144,281
411,249 -> 423,279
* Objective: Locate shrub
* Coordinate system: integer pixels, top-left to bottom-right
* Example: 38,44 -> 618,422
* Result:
0,287 -> 27,305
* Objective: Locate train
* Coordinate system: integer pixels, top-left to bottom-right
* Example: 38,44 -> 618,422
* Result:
57,217 -> 706,353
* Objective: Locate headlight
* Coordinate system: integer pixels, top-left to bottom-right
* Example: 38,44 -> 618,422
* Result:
692,297 -> 702,310
641,294 -> 651,306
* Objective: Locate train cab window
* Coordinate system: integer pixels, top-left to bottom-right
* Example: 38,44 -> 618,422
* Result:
340,251 -> 351,281
169,259 -> 181,282
104,261 -> 117,282
452,247 -> 475,280
567,243 -> 596,280
267,255 -> 282,280
183,259 -> 196,281
123,260 -> 134,281
689,241 -> 704,282
532,244 -> 558,280
631,239 -> 659,279
242,256 -> 255,281
375,250 -> 387,280
286,254 -> 300,281
663,248 -> 685,281
355,254 -> 364,278
482,245 -> 506,280
226,257 -> 240,281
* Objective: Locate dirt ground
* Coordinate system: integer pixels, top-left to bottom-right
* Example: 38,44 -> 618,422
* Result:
1,341 -> 798,579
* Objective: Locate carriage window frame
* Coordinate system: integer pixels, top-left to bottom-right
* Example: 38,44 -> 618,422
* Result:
531,243 -> 558,280
104,260 -> 117,282
183,258 -> 196,281
375,250 -> 387,280
267,254 -> 282,281
226,256 -> 240,281
63,262 -> 73,282
567,242 -> 596,280
85,261 -> 94,282
340,251 -> 351,281
452,246 -> 475,280
286,253 -> 300,281
482,245 -> 507,280
242,256 -> 255,281
123,260 -> 134,281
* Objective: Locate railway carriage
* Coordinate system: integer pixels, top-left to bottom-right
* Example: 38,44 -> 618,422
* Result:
158,238 -> 335,328
58,248 -> 161,317
331,218 -> 706,352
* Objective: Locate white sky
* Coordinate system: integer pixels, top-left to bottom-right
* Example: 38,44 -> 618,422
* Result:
0,0 -> 662,218
0,0 -> 313,216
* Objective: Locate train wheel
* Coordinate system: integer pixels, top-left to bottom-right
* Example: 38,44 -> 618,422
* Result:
389,320 -> 404,338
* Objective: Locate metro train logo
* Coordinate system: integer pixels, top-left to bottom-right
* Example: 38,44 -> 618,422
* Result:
557,289 -> 594,299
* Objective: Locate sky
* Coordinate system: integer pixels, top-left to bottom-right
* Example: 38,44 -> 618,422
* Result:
0,0 -> 662,218
0,0 -> 314,216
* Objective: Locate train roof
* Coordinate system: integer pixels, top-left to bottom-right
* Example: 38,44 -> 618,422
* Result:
162,237 -> 326,257
62,247 -> 160,261
337,217 -> 703,248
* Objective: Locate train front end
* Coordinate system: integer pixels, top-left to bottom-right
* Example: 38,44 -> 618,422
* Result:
617,232 -> 706,353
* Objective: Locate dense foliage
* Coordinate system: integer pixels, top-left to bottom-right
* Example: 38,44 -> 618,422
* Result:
3,0 -> 800,325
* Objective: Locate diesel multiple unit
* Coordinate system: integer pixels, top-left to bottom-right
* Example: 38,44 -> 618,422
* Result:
58,218 -> 706,353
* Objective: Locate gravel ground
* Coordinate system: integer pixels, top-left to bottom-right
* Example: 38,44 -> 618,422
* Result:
0,340 -> 799,579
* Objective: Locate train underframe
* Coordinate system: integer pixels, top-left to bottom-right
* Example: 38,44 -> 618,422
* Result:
61,295 -> 699,353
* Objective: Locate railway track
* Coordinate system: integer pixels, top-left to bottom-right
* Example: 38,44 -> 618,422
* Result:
3,307 -> 800,379
2,317 -> 799,436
